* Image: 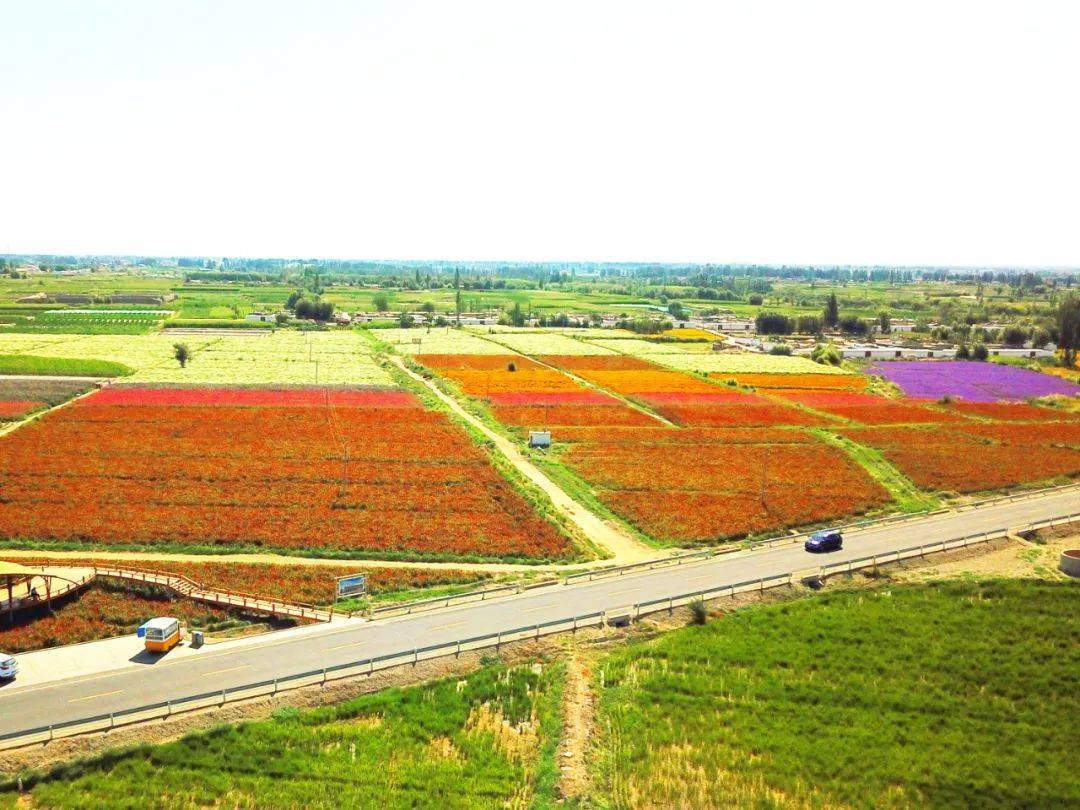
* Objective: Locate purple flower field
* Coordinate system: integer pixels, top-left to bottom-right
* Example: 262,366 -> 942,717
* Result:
867,361 -> 1078,402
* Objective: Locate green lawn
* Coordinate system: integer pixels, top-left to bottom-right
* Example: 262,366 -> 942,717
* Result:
594,580 -> 1079,808
3,662 -> 564,809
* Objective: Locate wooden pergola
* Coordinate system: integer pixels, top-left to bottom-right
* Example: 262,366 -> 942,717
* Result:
0,561 -> 82,628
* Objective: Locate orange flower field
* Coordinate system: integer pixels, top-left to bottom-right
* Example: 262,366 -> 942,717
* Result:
417,354 -> 892,544
0,386 -> 572,561
843,423 -> 1080,492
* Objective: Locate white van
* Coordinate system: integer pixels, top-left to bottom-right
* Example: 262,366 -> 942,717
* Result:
0,653 -> 17,680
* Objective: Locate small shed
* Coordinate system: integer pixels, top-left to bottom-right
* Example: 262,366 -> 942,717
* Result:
528,430 -> 552,448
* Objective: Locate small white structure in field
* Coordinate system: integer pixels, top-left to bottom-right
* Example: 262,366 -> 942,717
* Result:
245,312 -> 276,323
528,431 -> 552,448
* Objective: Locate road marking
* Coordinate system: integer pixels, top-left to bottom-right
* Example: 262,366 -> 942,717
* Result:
326,641 -> 360,652
520,603 -> 555,613
429,620 -> 467,631
69,689 -> 121,703
687,574 -> 714,582
606,587 -> 640,597
204,665 -> 250,677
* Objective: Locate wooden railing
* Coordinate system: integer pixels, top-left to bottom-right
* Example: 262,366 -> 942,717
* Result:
1,565 -> 332,623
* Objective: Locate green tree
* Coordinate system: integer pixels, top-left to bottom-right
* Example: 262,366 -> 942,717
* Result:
1001,326 -> 1027,347
972,344 -> 989,361
823,293 -> 839,329
173,343 -> 191,368
398,311 -> 414,328
667,301 -> 687,320
878,311 -> 891,333
1056,295 -> 1080,367
373,293 -> 390,312
420,302 -> 436,313
755,312 -> 792,335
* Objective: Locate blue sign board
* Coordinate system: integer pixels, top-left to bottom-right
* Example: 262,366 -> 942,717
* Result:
336,573 -> 367,598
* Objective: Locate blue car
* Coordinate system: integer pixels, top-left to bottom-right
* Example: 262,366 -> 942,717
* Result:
805,530 -> 843,553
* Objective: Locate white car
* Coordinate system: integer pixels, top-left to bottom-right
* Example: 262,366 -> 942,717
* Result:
0,654 -> 17,680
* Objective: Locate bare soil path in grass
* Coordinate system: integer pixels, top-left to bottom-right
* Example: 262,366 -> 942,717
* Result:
391,356 -> 656,563
558,646 -> 596,800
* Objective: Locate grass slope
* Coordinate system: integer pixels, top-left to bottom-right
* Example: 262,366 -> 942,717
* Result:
595,580 -> 1079,808
3,663 -> 564,809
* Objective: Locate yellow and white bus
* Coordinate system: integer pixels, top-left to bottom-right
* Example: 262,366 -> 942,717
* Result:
139,617 -> 181,653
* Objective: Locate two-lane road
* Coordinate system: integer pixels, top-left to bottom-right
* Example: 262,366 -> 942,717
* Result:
1,487 -> 1075,738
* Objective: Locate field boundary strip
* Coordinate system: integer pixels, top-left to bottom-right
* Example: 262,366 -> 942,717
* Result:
2,508 -> 1077,752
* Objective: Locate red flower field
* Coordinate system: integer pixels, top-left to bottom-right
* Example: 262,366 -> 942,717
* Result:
85,387 -> 417,408
0,387 -> 572,561
771,391 -> 966,425
0,582 -> 242,654
843,424 -> 1080,492
0,400 -> 46,420
938,401 -> 1080,422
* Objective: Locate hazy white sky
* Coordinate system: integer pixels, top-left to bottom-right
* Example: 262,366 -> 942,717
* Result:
1,1 -> 1077,265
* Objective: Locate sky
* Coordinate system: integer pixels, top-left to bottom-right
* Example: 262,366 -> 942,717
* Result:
1,1 -> 1078,266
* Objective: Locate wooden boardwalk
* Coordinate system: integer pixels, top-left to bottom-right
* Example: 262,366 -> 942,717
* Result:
0,564 -> 334,623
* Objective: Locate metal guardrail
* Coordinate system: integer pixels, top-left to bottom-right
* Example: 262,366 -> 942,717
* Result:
0,610 -> 606,751
566,483 -> 1080,583
744,482 -> 1079,552
1,508 -> 1075,751
563,549 -> 718,585
367,578 -> 559,619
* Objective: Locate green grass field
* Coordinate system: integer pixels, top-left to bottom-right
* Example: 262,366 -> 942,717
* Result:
1,662 -> 563,809
0,355 -> 133,377
593,579 -> 1079,808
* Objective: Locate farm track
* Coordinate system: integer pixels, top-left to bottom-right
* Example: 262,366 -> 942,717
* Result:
391,356 -> 656,563
0,547 -> 613,574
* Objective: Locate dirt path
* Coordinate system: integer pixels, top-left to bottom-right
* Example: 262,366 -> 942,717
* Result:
392,356 -> 655,563
0,548 -> 619,573
558,647 -> 596,800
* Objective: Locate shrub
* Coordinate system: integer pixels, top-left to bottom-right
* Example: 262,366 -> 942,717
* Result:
689,599 -> 708,625
811,344 -> 842,366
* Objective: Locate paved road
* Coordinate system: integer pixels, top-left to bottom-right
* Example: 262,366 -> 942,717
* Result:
0,487 -> 1075,737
